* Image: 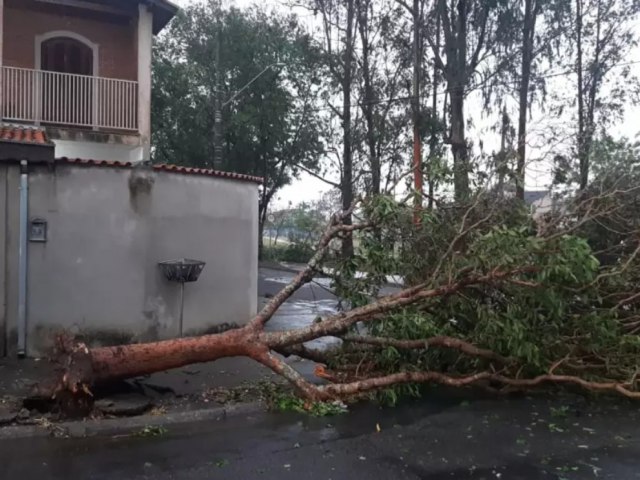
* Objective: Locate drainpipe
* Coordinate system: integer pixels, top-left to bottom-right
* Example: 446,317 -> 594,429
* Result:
17,159 -> 28,357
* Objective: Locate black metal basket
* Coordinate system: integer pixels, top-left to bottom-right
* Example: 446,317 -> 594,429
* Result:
158,259 -> 206,283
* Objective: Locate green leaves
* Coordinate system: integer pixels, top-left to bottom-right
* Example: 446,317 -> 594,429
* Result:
329,194 -> 640,403
151,4 -> 325,231
272,395 -> 348,416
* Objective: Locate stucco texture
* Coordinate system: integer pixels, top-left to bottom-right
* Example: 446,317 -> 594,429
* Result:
1,163 -> 258,357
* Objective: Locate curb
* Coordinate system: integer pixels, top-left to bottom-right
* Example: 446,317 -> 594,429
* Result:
258,260 -> 301,274
0,401 -> 265,440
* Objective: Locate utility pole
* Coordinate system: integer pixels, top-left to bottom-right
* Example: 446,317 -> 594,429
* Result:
411,0 -> 423,223
213,0 -> 223,170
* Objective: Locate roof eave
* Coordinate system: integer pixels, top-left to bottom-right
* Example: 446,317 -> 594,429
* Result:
147,0 -> 179,34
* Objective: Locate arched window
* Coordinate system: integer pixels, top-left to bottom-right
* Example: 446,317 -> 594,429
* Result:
36,33 -> 98,127
41,37 -> 93,75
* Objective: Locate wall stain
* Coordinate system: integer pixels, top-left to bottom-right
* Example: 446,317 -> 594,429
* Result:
128,165 -> 155,214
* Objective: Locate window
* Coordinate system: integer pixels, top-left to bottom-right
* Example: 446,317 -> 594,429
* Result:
39,36 -> 95,126
41,37 -> 93,76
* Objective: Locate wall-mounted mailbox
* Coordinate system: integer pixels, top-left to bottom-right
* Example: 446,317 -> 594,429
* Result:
29,218 -> 47,242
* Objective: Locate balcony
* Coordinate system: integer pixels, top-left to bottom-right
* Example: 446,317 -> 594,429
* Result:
1,66 -> 138,132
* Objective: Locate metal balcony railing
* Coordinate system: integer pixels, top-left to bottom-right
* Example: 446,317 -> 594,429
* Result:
1,66 -> 138,131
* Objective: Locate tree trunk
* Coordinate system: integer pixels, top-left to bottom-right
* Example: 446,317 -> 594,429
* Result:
412,0 -> 423,220
258,217 -> 266,259
88,328 -> 254,382
497,105 -> 508,196
516,0 -> 538,201
356,0 -> 380,196
576,0 -> 587,190
448,0 -> 469,202
427,13 -> 440,210
581,0 -> 603,190
341,0 -> 356,259
450,86 -> 468,201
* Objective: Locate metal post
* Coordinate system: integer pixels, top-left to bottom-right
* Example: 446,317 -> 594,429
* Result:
17,160 -> 28,357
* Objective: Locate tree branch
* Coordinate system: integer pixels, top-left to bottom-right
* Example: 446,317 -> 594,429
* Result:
341,334 -> 509,363
263,266 -> 539,348
250,203 -> 370,328
318,370 -> 640,399
294,163 -> 341,188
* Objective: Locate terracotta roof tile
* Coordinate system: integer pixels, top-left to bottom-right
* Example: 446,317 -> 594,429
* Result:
56,158 -> 263,184
0,125 -> 51,145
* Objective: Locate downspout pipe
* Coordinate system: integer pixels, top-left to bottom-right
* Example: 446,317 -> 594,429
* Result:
17,159 -> 28,357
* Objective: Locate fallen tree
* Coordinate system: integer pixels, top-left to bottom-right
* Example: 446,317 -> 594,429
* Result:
48,178 -> 640,407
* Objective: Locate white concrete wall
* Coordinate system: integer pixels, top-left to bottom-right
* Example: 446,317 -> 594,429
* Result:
53,139 -> 144,162
6,163 -> 258,356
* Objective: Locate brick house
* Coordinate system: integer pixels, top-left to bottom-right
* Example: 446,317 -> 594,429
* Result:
0,1 -> 260,357
1,0 -> 176,160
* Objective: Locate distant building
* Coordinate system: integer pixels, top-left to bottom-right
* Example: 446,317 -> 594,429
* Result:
524,190 -> 554,218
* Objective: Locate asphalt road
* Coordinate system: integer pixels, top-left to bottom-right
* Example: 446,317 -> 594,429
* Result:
2,269 -> 639,479
259,266 -> 338,302
2,391 -> 640,479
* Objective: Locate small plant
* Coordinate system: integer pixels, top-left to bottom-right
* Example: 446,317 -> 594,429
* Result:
215,459 -> 229,468
550,406 -> 570,418
548,423 -> 565,433
135,425 -> 168,437
556,465 -> 579,473
272,394 -> 348,416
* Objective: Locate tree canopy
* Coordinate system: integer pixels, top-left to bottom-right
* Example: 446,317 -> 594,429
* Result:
152,3 -> 325,253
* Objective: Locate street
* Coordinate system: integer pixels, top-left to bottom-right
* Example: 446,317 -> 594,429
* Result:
1,390 -> 640,479
1,267 -> 639,479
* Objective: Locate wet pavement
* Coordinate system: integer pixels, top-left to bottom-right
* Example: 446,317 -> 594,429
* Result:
2,390 -> 640,479
4,266 -> 640,478
260,266 -> 341,351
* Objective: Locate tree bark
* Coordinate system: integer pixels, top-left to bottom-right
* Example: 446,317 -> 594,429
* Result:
581,0 -> 603,190
427,13 -> 440,210
341,0 -> 356,258
576,0 -> 587,189
450,85 -> 468,201
88,328 -> 255,382
516,0 -> 538,201
412,0 -> 423,220
356,0 -> 381,196
258,217 -> 266,259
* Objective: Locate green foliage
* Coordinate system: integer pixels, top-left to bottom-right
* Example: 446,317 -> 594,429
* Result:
550,406 -> 570,418
262,243 -> 316,264
330,192 -> 640,402
152,3 -> 325,235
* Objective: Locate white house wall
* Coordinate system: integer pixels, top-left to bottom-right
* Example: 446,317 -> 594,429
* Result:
53,139 -> 144,162
1,163 -> 258,357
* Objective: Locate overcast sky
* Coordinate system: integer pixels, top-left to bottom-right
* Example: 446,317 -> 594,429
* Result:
168,0 -> 640,207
